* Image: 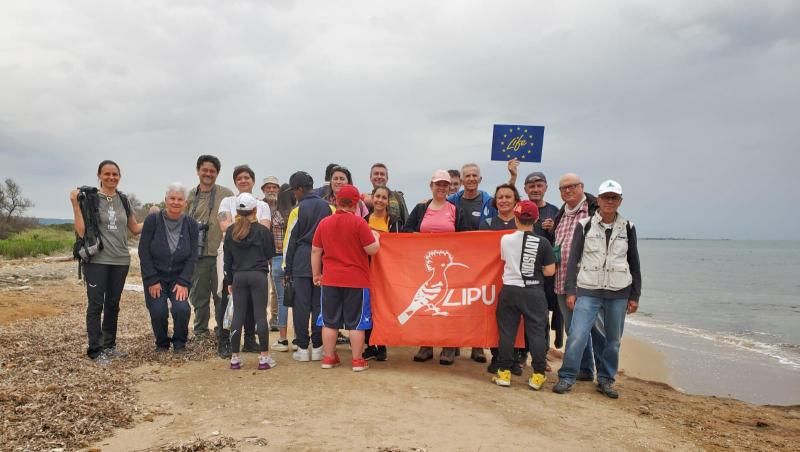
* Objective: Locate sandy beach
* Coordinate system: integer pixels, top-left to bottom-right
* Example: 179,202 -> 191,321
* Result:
1,257 -> 799,451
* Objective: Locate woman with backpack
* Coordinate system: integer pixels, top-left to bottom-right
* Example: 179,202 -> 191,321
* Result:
223,193 -> 277,370
138,183 -> 199,354
69,160 -> 142,365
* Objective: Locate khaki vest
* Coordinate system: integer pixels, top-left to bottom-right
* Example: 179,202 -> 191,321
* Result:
576,213 -> 632,291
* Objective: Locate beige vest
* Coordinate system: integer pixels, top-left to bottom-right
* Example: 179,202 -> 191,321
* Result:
576,213 -> 632,291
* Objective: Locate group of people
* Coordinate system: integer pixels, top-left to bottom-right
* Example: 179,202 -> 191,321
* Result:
69,154 -> 641,397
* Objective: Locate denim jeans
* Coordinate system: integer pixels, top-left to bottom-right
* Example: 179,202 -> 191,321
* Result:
557,293 -> 603,377
271,255 -> 289,328
558,296 -> 627,385
144,281 -> 191,350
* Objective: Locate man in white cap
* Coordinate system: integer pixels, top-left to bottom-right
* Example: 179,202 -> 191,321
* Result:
553,180 -> 641,399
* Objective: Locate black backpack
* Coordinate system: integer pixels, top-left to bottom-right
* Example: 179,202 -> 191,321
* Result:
73,187 -> 131,278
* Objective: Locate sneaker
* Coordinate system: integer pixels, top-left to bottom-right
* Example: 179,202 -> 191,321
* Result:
511,361 -> 523,376
362,346 -> 378,361
269,315 -> 279,332
230,356 -> 242,370
413,346 -> 433,362
470,348 -> 487,363
103,347 -> 124,359
577,370 -> 595,382
439,347 -> 456,365
376,346 -> 388,362
311,346 -> 324,361
321,354 -> 341,369
272,339 -> 290,352
486,359 -> 500,374
529,373 -> 547,391
173,347 -> 186,355
552,380 -> 573,394
93,351 -> 111,366
258,355 -> 277,370
351,358 -> 369,372
337,332 -> 349,345
292,348 -> 310,362
597,381 -> 619,399
154,346 -> 169,354
493,370 -> 511,387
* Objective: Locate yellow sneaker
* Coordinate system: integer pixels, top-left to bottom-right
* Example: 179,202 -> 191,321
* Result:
493,369 -> 511,387
529,372 -> 547,390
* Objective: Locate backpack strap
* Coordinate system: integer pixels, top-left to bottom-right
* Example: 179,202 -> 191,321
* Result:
117,190 -> 132,219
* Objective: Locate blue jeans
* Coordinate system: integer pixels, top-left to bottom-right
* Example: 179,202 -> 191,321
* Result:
144,281 -> 191,350
558,296 -> 627,385
271,255 -> 289,329
557,294 -> 603,377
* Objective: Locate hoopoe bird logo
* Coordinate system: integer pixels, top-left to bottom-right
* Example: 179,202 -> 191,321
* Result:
397,250 -> 469,325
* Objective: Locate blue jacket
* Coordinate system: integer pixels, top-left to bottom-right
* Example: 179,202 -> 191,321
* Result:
283,192 -> 334,277
138,212 -> 199,288
447,190 -> 497,229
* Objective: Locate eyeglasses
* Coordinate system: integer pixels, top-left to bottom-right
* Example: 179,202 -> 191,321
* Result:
558,183 -> 582,192
598,195 -> 622,202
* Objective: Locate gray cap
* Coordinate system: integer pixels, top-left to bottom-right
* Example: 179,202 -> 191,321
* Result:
524,172 -> 547,184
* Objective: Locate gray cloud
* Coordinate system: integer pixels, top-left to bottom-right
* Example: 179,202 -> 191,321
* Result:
0,0 -> 797,239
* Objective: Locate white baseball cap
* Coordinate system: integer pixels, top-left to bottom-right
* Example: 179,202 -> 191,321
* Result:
236,192 -> 258,210
598,180 -> 622,196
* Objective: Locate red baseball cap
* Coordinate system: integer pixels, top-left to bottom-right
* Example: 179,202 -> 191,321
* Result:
513,200 -> 539,222
335,184 -> 360,206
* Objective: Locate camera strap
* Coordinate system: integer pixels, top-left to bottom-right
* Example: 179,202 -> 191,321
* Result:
190,185 -> 217,224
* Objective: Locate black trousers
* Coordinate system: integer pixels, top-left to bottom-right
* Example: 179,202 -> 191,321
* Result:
230,271 -> 269,353
83,263 -> 129,358
496,285 -> 548,373
216,282 -> 256,343
145,281 -> 191,350
292,276 -> 322,349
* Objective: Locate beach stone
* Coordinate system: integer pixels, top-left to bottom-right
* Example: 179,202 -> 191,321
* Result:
638,405 -> 651,415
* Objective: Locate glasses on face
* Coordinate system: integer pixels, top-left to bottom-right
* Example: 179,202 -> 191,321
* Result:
599,195 -> 621,202
559,183 -> 582,192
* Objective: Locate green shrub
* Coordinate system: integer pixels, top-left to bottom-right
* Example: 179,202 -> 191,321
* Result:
0,228 -> 74,259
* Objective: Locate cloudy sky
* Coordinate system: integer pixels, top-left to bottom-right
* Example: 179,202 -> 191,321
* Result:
1,1 -> 798,239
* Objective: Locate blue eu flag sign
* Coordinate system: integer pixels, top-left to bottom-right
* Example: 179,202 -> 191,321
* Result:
491,124 -> 545,162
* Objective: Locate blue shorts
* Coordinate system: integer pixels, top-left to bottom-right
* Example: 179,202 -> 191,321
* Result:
316,286 -> 372,330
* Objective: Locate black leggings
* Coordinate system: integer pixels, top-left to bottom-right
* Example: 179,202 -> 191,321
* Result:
230,271 -> 269,353
83,263 -> 129,358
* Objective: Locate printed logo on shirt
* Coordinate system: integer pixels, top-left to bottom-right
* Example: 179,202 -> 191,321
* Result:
107,203 -> 118,231
397,250 -> 496,325
471,211 -> 481,217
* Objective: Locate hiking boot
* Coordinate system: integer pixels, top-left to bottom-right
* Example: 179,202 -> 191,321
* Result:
439,348 -> 456,365
271,339 -> 290,352
103,347 -> 124,359
493,370 -> 511,387
577,370 -> 595,382
242,338 -> 259,353
362,346 -> 378,361
471,348 -> 487,363
529,373 -> 547,391
321,354 -> 341,369
511,361 -> 523,376
413,347 -> 433,362
258,355 -> 277,370
352,358 -> 369,372
292,348 -> 310,362
376,346 -> 388,362
230,356 -> 242,370
552,380 -> 573,394
597,381 -> 619,399
311,346 -> 324,361
173,347 -> 186,355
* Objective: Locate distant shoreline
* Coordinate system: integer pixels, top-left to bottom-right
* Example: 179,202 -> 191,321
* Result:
640,237 -> 731,241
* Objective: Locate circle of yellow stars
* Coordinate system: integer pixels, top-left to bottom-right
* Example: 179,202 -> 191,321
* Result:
499,126 -> 535,160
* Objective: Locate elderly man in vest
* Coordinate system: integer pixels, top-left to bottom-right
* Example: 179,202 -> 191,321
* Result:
553,180 -> 641,398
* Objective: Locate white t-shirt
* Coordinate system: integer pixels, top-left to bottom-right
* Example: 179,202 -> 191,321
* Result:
219,195 -> 272,224
500,230 -> 554,288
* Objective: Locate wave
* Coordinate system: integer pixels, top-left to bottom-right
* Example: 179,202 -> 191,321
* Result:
626,317 -> 800,370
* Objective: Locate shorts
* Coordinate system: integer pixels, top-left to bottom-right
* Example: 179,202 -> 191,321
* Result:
316,286 -> 372,330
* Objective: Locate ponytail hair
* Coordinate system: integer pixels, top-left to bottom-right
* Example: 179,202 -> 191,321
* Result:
232,208 -> 256,241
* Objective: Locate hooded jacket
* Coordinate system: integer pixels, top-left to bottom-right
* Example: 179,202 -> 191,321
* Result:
222,222 -> 275,286
447,189 -> 497,229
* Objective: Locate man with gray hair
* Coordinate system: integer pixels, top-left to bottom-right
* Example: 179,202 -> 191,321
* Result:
261,176 -> 281,331
552,172 -> 602,382
186,155 -> 233,357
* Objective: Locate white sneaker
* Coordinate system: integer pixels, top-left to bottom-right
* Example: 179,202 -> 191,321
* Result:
292,347 -> 310,362
258,355 -> 277,370
311,346 -> 324,361
272,339 -> 290,352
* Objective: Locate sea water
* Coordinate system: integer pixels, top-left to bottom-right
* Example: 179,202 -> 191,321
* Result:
626,240 -> 800,405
